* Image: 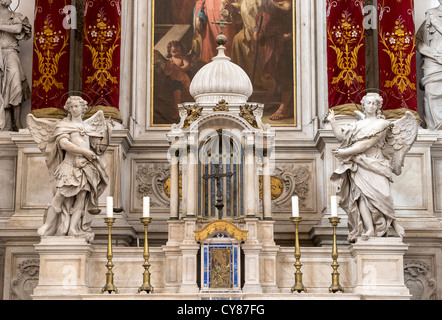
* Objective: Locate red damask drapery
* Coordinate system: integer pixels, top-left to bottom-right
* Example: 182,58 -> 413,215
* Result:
378,0 -> 418,117
31,0 -> 71,117
326,0 -> 366,112
82,0 -> 122,121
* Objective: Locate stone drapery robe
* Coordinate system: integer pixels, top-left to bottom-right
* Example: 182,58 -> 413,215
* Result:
416,7 -> 442,130
330,120 -> 397,243
44,121 -> 109,236
0,12 -> 32,130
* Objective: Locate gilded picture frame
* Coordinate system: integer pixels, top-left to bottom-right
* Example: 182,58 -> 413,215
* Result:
150,0 -> 297,127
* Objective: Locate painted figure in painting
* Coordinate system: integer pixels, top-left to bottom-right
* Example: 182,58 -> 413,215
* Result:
194,0 -> 241,64
252,0 -> 293,120
0,0 -> 32,131
27,96 -> 113,243
416,0 -> 442,130
165,40 -> 192,120
155,0 -> 196,25
328,93 -> 418,243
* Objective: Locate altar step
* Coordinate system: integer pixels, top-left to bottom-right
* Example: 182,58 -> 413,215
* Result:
34,291 -> 410,300
78,292 -> 363,300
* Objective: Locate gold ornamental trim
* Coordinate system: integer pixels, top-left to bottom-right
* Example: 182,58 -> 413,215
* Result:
259,176 -> 284,200
163,175 -> 182,200
31,108 -> 66,119
213,99 -> 230,112
330,105 -> 422,123
89,106 -> 123,122
383,108 -> 421,123
330,104 -> 361,116
195,220 -> 248,243
31,105 -> 122,122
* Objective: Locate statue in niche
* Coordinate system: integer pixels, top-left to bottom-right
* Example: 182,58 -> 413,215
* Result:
26,96 -> 113,243
327,93 -> 419,243
416,0 -> 442,130
0,0 -> 32,131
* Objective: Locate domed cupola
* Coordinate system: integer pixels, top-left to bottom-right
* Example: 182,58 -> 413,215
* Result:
189,35 -> 253,105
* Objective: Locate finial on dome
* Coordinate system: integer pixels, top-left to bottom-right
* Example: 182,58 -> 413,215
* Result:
212,17 -> 232,45
216,34 -> 228,46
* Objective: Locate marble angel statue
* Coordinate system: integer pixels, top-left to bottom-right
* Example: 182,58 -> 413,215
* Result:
26,96 -> 113,243
416,0 -> 442,130
327,93 -> 419,243
0,0 -> 32,131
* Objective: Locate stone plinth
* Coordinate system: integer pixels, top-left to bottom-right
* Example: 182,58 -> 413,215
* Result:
349,237 -> 411,299
32,237 -> 94,299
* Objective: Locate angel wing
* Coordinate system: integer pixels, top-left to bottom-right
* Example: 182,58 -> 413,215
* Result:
385,111 -> 419,176
26,114 -> 58,153
153,49 -> 167,71
84,110 -> 107,137
354,110 -> 365,120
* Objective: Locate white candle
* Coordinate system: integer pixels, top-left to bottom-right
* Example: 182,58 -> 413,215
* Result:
143,196 -> 150,218
292,196 -> 299,217
106,196 -> 113,218
331,196 -> 338,217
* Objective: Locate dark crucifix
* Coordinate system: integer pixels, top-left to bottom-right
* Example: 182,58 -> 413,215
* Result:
211,16 -> 232,35
203,129 -> 233,220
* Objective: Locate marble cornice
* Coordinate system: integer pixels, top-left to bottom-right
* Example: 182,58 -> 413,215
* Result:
313,129 -> 338,153
110,129 -> 134,153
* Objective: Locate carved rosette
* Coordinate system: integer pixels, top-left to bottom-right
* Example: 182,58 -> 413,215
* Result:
259,176 -> 284,200
10,259 -> 40,300
404,260 -> 437,300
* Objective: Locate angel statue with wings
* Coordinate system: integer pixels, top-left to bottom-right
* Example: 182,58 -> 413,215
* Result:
327,92 -> 419,243
26,96 -> 113,243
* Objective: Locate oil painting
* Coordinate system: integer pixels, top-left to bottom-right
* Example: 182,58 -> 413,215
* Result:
151,0 -> 296,127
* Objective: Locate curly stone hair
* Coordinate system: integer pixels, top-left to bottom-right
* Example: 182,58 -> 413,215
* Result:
64,96 -> 89,119
361,93 -> 385,119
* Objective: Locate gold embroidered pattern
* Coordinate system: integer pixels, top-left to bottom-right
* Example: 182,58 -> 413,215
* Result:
328,11 -> 365,87
32,16 -> 70,92
379,17 -> 416,93
84,9 -> 121,88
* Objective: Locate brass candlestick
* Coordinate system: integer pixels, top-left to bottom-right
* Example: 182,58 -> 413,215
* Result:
102,217 -> 118,294
290,217 -> 307,293
138,217 -> 154,293
329,216 -> 343,293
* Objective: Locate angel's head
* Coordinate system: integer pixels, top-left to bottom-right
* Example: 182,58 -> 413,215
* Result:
64,96 -> 89,119
360,93 -> 384,119
167,40 -> 183,58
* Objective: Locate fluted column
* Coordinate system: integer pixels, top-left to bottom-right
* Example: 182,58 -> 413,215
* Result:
170,150 -> 180,220
262,150 -> 272,220
245,133 -> 256,217
186,134 -> 198,217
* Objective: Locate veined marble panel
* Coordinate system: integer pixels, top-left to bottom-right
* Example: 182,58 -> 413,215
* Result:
19,154 -> 52,210
392,154 -> 427,211
0,157 -> 16,214
433,156 -> 442,215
